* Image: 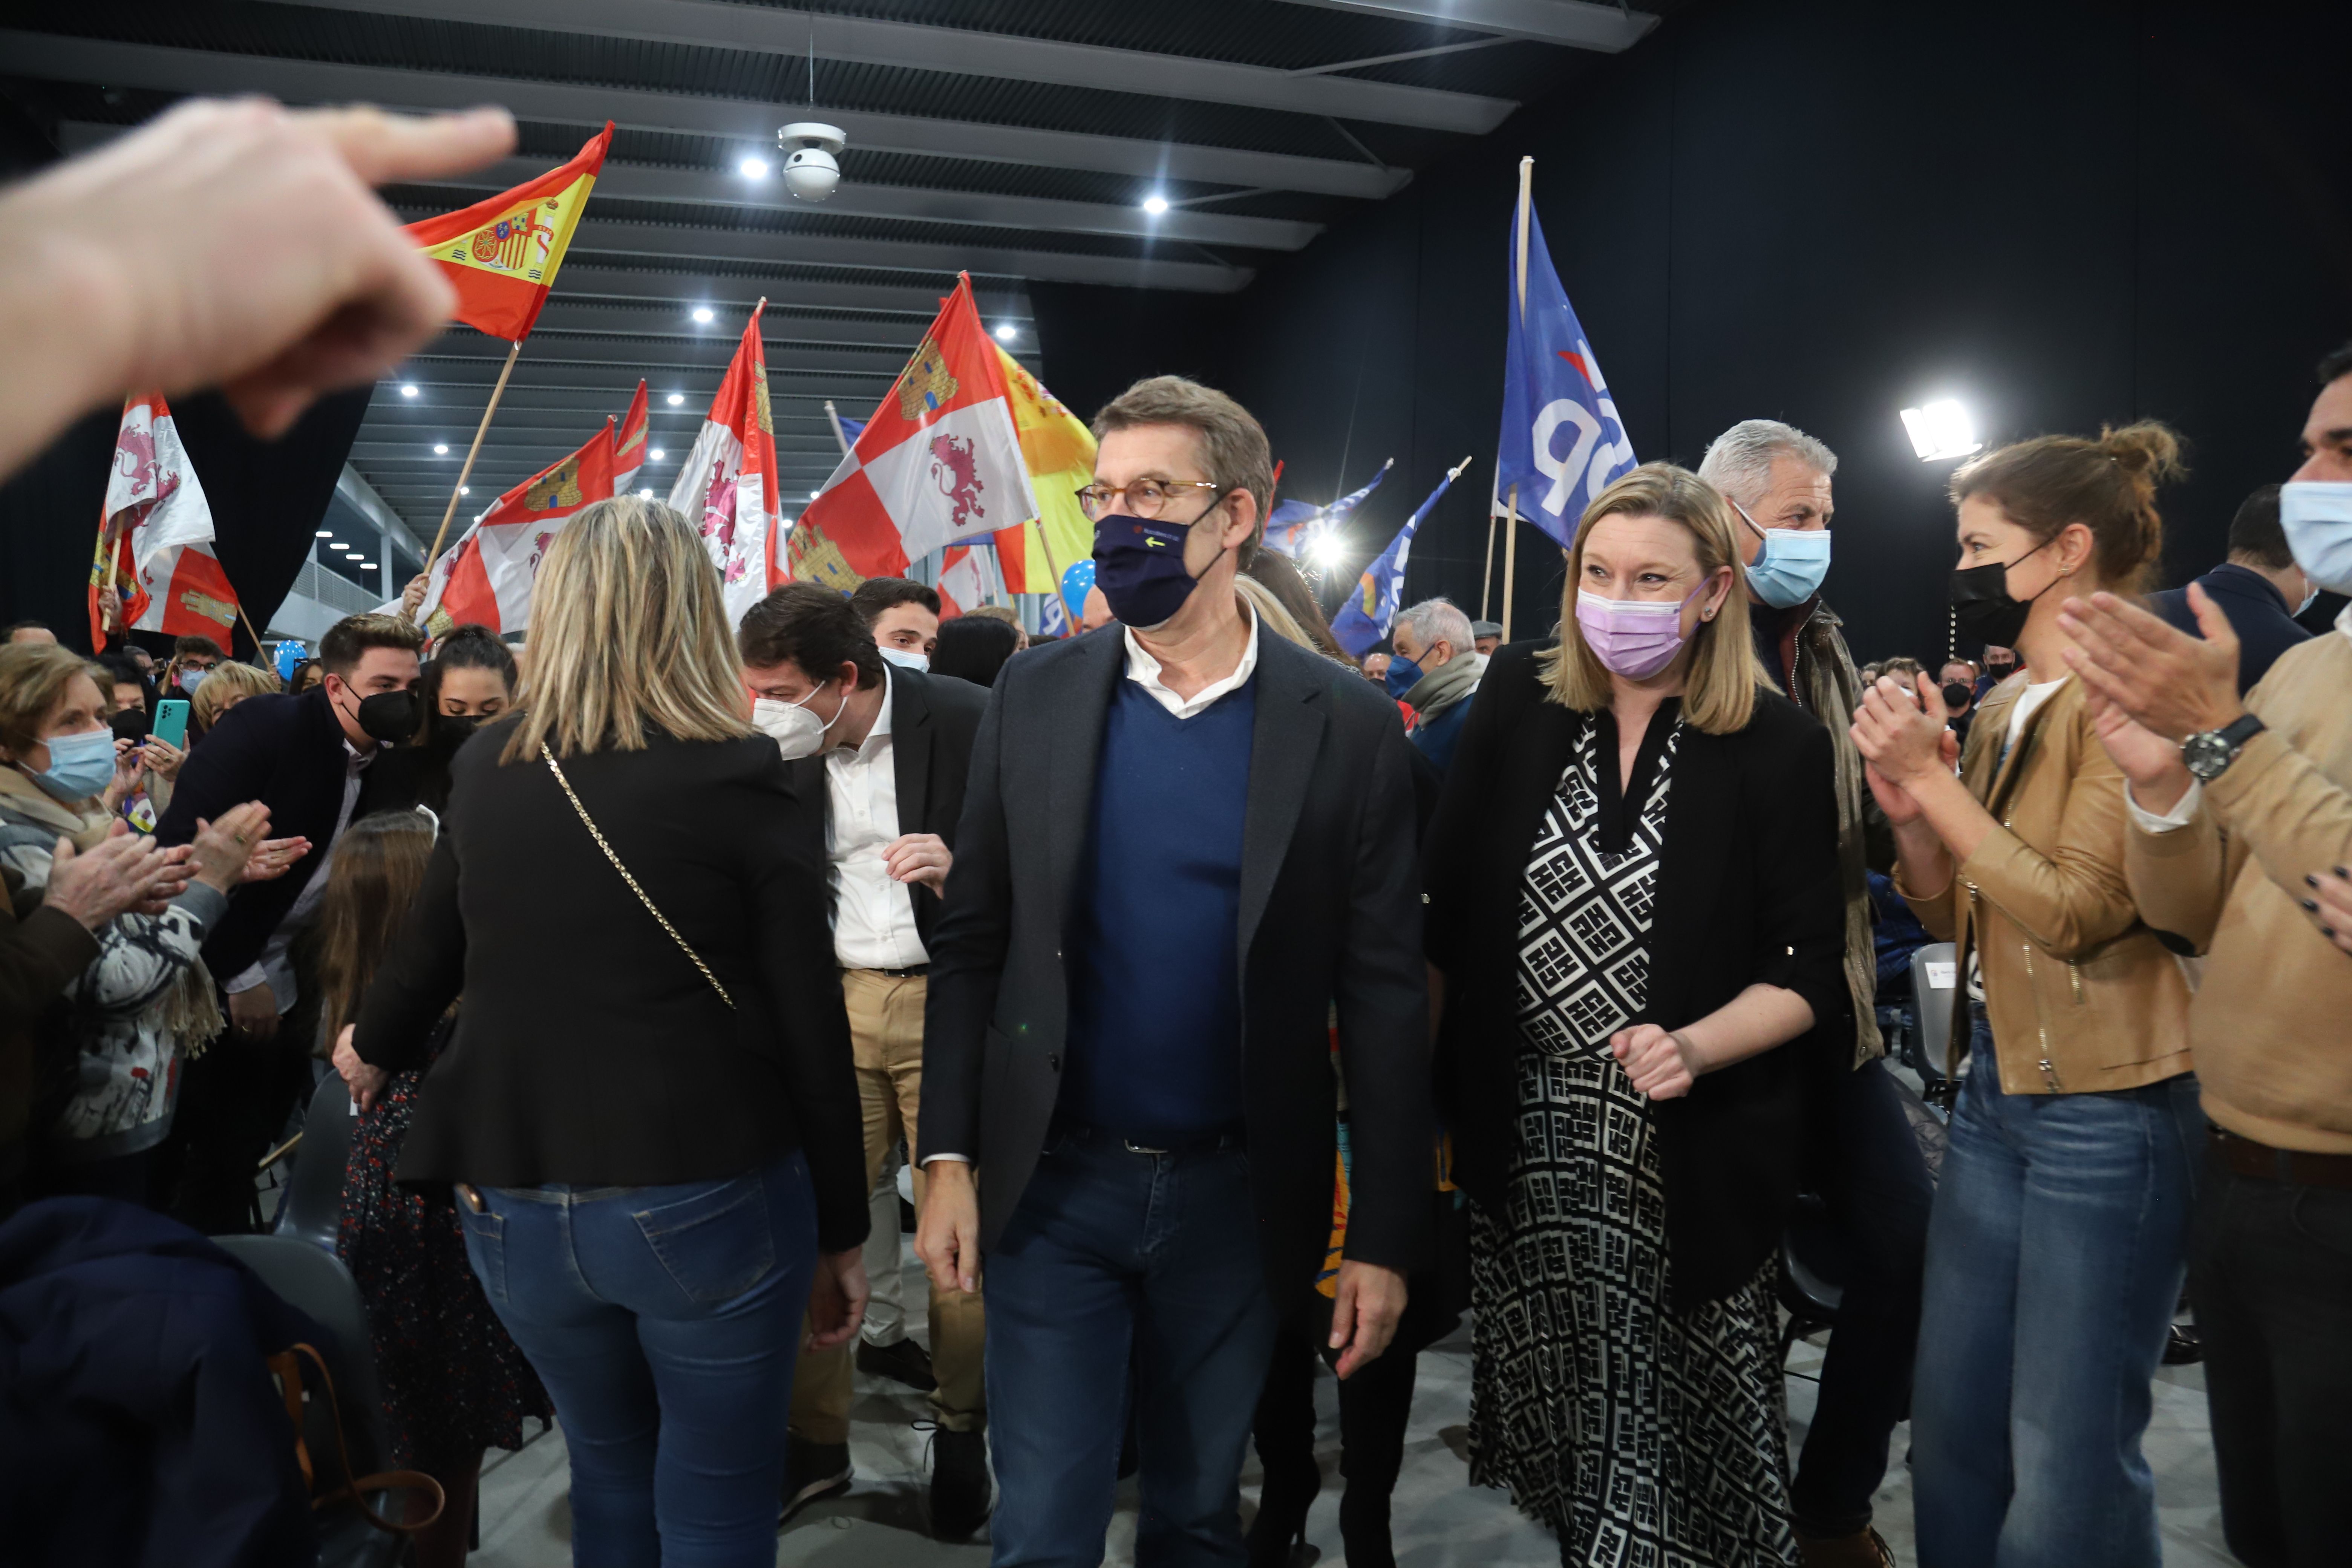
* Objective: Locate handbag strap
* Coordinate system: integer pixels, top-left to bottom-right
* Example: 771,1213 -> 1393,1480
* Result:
540,743 -> 734,1009
267,1344 -> 449,1536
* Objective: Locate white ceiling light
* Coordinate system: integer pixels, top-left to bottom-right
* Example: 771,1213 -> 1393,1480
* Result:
432,443 -> 449,455
459,486 -> 471,496
809,489 -> 821,500
1900,400 -> 1982,462
738,155 -> 770,179
649,447 -> 666,461
1141,194 -> 1170,216
667,392 -> 685,407
777,122 -> 846,202
399,384 -> 419,398
993,323 -> 1017,342
315,530 -> 333,538
639,488 -> 655,499
691,306 -> 715,325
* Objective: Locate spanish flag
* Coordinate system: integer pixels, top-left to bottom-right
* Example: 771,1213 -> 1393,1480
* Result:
404,123 -> 612,342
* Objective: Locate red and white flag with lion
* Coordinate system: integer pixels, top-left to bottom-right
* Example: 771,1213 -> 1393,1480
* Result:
670,304 -> 782,625
786,275 -> 1037,595
87,392 -> 238,652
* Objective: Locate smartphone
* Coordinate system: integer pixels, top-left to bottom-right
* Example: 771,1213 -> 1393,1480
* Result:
150,699 -> 190,749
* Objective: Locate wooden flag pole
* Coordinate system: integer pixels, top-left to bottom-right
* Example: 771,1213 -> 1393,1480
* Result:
234,601 -> 265,657
1501,155 -> 1534,644
1479,514 -> 1498,622
427,340 -> 523,567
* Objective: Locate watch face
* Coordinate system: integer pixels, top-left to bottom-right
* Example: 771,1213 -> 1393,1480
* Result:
2183,731 -> 2230,779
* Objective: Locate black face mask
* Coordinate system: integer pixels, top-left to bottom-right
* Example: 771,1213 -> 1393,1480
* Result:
1940,680 -> 1974,712
109,708 -> 151,744
350,689 -> 421,745
1949,536 -> 2056,649
432,713 -> 482,751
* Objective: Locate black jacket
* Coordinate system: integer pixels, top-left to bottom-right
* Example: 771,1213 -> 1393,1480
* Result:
352,721 -> 868,1253
920,627 -> 1432,1307
1422,643 -> 1850,1311
155,688 -> 370,980
2147,561 -> 2312,696
782,666 -> 989,956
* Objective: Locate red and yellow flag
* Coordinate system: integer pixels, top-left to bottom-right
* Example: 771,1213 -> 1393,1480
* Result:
404,124 -> 612,342
990,347 -> 1097,596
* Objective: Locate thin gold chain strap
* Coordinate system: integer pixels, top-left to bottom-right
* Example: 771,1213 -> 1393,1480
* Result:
539,743 -> 733,1009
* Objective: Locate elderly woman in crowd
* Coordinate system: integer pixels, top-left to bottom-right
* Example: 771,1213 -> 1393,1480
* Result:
1424,463 -> 1847,1566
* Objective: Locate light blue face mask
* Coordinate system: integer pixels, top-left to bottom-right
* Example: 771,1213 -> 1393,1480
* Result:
1733,501 -> 1833,609
2280,480 -> 2352,596
28,727 -> 118,803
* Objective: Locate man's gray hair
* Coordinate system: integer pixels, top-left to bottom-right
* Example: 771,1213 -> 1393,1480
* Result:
1697,419 -> 1838,508
1395,596 -> 1474,655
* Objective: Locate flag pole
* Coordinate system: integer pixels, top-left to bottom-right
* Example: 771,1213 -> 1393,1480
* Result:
1502,155 -> 1534,644
824,400 -> 854,456
427,340 -> 523,567
234,601 -> 265,657
1479,513 -> 1498,622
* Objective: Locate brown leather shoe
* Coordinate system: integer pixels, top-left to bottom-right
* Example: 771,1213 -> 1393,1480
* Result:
1793,1524 -> 1896,1568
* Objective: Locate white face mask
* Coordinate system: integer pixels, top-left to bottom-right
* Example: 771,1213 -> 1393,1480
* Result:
752,682 -> 848,761
2280,479 -> 2352,596
877,645 -> 928,672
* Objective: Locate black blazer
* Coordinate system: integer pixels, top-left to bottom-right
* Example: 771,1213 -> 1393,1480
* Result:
782,665 -> 989,955
921,627 -> 1433,1308
352,721 -> 868,1253
1423,643 -> 1850,1312
156,688 -> 361,980
2148,562 -> 2312,696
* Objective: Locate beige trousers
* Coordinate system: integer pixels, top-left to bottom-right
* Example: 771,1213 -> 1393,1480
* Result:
789,969 -> 986,1440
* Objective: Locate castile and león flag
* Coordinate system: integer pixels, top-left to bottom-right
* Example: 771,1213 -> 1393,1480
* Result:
668,303 -> 786,628
87,392 -> 243,653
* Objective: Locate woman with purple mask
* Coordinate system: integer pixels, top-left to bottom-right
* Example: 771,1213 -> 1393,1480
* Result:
1423,462 -> 1848,1566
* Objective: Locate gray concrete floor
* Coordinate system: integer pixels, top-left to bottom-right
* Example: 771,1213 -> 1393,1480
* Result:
472,1234 -> 2235,1567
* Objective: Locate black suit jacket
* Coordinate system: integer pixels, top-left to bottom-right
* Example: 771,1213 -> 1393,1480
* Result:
2148,562 -> 2312,696
920,626 -> 1433,1308
1422,643 -> 1849,1312
351,721 -> 868,1251
783,666 -> 989,955
155,689 -> 367,980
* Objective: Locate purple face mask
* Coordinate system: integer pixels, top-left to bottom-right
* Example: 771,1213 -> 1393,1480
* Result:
1574,581 -> 1709,680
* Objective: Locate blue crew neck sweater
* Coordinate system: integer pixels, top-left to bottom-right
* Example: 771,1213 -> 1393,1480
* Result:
1063,674 -> 1256,1142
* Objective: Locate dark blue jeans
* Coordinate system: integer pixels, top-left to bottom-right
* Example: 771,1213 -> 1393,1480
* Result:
1911,1044 -> 2203,1568
458,1152 -> 819,1568
984,1125 -> 1280,1568
1790,1057 -> 1934,1537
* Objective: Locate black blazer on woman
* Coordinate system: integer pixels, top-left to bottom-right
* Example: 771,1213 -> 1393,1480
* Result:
1423,642 -> 1850,1311
353,720 -> 868,1254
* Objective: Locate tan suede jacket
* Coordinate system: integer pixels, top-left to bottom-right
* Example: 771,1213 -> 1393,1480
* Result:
2125,628 -> 2352,1153
1900,675 -> 2193,1095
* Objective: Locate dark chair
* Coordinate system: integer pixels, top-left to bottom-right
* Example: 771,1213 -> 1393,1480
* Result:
1775,1192 -> 1853,1375
213,1234 -> 413,1568
1906,941 -> 1960,1113
274,1072 -> 355,1253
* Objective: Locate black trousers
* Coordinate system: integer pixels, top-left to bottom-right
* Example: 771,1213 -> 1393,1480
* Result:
152,1029 -> 308,1235
1251,1320 -> 1418,1502
1790,1057 -> 1935,1537
2188,1150 -> 2352,1568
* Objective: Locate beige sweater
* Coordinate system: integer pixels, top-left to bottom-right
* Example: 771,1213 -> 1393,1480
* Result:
2125,625 -> 2352,1153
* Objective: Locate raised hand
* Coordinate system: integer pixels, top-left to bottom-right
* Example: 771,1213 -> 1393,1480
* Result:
2059,586 -> 2242,743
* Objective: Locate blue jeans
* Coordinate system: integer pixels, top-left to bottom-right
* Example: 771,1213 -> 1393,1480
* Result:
1911,1041 -> 2203,1568
458,1152 -> 819,1568
984,1125 -> 1280,1568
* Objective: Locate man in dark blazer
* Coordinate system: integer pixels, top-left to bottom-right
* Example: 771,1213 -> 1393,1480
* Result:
153,611 -> 421,1232
2148,483 -> 2313,695
916,376 -> 1430,1568
736,582 -> 994,1536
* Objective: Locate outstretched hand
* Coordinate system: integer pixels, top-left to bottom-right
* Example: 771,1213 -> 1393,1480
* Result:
2058,586 -> 2241,742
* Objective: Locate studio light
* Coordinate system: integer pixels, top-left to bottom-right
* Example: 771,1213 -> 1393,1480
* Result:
1900,400 -> 1982,462
691,307 -> 715,325
994,323 -> 1017,342
667,392 -> 685,407
1141,194 -> 1170,216
649,447 -> 666,461
1313,534 -> 1349,570
399,384 -> 418,398
738,155 -> 770,180
433,443 -> 449,455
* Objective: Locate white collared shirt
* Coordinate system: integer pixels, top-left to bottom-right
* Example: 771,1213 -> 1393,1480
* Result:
1121,602 -> 1260,720
825,665 -> 928,972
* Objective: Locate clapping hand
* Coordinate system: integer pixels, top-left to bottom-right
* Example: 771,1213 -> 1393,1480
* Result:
2301,868 -> 2352,959
2058,586 -> 2242,743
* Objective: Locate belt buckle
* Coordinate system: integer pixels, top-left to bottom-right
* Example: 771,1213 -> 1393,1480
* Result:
1123,1138 -> 1168,1155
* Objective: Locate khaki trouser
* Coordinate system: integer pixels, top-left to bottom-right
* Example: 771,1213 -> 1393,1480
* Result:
789,968 -> 986,1440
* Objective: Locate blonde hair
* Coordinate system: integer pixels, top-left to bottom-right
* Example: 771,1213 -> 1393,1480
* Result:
502,496 -> 756,762
1235,577 -> 1314,650
1537,462 -> 1768,736
190,661 -> 280,736
0,644 -> 103,759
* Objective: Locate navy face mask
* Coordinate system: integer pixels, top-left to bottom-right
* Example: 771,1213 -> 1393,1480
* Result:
1092,513 -> 1213,631
1383,654 -> 1424,700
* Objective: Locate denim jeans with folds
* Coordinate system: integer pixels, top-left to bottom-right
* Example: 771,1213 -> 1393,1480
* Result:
458,1151 -> 819,1568
1911,1026 -> 2203,1568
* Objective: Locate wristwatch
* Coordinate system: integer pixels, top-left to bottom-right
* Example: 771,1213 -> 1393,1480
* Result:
2180,713 -> 2266,783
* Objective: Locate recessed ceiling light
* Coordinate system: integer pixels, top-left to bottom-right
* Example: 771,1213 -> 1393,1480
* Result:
315,530 -> 333,538
809,489 -> 821,500
399,384 -> 419,397
459,487 -> 470,496
994,323 -> 1016,342
738,155 -> 770,179
1141,194 -> 1170,216
691,307 -> 715,325
639,488 -> 655,499
433,443 -> 449,455
667,392 -> 685,406
649,447 -> 666,461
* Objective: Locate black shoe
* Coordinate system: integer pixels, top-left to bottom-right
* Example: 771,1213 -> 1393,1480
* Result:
930,1427 -> 992,1540
858,1335 -> 938,1392
2163,1323 -> 2204,1366
1246,1460 -> 1320,1568
778,1436 -> 850,1526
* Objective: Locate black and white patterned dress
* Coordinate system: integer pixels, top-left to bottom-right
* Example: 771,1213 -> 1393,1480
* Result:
1467,707 -> 1797,1567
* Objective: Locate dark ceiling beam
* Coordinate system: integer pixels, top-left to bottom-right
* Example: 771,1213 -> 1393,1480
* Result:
551,264 -> 1031,320
411,331 -> 912,377
1274,0 -> 1658,52
470,302 -> 931,349
4,32 -> 1407,199
268,0 -> 1514,133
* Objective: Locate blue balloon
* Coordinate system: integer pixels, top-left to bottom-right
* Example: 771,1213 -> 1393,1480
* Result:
1060,559 -> 1096,613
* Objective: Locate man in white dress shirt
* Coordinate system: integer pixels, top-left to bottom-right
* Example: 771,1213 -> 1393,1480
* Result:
738,583 -> 993,1538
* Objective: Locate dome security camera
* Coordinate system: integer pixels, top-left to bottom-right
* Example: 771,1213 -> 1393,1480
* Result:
777,122 -> 846,202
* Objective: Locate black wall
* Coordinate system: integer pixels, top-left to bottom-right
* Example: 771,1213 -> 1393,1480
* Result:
1045,0 -> 2352,664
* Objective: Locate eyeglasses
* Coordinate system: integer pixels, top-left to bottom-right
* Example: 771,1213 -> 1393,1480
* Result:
1074,478 -> 1225,521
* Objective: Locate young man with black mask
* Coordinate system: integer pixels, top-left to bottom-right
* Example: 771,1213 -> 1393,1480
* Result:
153,611 -> 421,1231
